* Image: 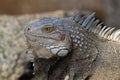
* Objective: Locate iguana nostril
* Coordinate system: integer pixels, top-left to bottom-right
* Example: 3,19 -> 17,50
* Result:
28,27 -> 30,31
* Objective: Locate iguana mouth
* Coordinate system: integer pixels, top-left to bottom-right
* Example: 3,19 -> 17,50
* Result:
25,33 -> 59,42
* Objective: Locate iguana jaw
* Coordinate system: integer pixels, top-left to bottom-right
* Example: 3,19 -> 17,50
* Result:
25,32 -> 71,57
26,38 -> 70,57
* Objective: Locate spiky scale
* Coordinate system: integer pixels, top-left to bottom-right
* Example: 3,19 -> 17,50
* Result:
76,13 -> 120,42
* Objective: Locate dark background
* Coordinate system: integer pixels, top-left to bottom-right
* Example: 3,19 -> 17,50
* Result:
0,0 -> 103,15
0,0 -> 120,27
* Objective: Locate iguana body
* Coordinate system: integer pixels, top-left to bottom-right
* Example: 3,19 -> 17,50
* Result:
24,13 -> 120,80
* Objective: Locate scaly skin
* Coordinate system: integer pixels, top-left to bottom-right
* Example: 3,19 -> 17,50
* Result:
24,14 -> 120,80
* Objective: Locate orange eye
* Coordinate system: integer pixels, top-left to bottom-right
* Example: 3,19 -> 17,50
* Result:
41,25 -> 54,33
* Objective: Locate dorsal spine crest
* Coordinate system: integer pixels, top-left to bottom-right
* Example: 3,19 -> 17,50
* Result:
74,13 -> 120,42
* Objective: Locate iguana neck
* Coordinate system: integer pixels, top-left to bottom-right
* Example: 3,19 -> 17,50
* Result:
66,22 -> 97,50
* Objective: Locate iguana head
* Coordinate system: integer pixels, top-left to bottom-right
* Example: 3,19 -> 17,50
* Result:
24,17 -> 71,57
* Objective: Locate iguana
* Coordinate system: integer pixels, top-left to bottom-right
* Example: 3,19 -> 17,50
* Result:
24,13 -> 120,80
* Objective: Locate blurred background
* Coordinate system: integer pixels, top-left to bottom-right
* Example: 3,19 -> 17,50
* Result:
0,0 -> 119,26
0,0 -> 120,80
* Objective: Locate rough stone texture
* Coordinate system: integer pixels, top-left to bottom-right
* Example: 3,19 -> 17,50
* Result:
0,14 -> 29,80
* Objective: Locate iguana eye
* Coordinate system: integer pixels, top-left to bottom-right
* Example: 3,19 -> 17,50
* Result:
41,25 -> 54,33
